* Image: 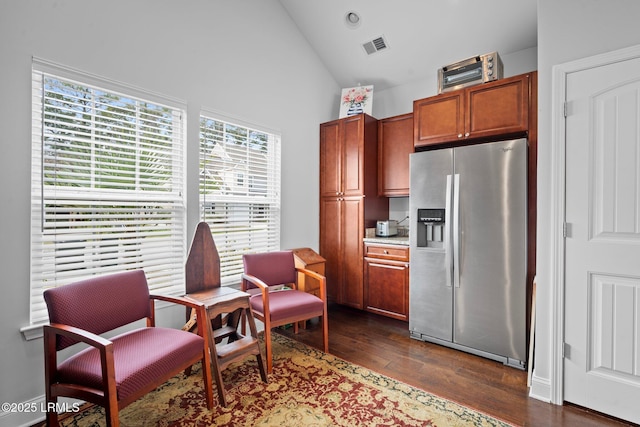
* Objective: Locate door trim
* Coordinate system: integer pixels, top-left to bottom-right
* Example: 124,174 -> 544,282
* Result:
549,43 -> 640,405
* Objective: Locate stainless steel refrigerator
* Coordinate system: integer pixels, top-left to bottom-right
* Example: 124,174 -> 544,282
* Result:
409,138 -> 527,369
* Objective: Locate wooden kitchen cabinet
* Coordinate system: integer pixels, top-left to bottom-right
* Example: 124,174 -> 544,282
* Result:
320,114 -> 371,198
319,196 -> 366,306
319,119 -> 342,198
364,242 -> 409,321
413,92 -> 464,147
378,113 -> 414,197
414,72 -> 532,147
339,197 -> 367,307
319,197 -> 341,302
319,114 -> 388,309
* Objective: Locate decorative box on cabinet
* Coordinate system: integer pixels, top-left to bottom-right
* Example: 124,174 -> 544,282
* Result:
364,242 -> 409,321
414,72 -> 532,147
319,114 -> 388,309
378,113 -> 414,197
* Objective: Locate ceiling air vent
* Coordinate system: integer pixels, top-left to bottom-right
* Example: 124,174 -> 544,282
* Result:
362,36 -> 388,55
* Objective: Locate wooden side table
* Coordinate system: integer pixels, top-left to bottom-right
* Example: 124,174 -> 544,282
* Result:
184,287 -> 267,406
291,247 -> 326,329
291,247 -> 326,298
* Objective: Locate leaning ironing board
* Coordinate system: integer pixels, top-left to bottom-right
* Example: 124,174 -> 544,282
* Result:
183,222 -> 267,406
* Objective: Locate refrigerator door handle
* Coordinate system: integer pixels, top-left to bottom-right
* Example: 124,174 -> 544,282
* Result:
445,175 -> 453,288
452,174 -> 461,288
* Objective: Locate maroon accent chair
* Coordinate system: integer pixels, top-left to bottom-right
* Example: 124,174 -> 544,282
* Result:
43,270 -> 214,427
242,251 -> 329,372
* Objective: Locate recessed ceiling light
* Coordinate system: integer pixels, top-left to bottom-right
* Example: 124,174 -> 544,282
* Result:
345,11 -> 361,29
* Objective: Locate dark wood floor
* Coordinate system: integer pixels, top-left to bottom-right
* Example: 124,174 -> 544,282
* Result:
277,303 -> 635,427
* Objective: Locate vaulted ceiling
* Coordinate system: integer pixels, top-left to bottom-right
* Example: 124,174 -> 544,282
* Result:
279,0 -> 537,92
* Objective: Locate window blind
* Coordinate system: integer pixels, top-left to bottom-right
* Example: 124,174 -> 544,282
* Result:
30,61 -> 186,325
199,113 -> 281,285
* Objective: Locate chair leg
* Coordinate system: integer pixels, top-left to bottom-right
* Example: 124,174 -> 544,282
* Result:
240,310 -> 247,336
322,312 -> 329,353
44,328 -> 60,427
255,353 -> 268,382
104,368 -> 120,427
205,320 -> 227,407
264,326 -> 273,373
200,353 -> 214,409
45,397 -> 58,426
104,400 -> 120,427
211,351 -> 228,406
246,308 -> 268,382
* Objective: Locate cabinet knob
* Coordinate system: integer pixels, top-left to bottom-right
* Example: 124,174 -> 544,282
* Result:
465,132 -> 470,137
458,133 -> 463,138
383,250 -> 389,254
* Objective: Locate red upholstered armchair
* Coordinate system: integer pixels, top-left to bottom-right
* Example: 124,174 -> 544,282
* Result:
43,270 -> 214,427
242,251 -> 329,372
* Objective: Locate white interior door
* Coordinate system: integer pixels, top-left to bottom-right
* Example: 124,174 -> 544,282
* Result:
564,55 -> 640,424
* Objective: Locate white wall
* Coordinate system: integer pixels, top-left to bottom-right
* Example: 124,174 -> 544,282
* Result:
0,1 -> 338,425
533,0 -> 640,404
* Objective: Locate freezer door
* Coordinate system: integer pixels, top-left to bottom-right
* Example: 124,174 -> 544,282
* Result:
452,138 -> 528,363
409,148 -> 453,341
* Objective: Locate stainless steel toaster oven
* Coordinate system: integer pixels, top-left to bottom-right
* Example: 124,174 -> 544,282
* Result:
438,52 -> 503,93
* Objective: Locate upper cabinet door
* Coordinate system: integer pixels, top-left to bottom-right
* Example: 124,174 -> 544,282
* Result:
466,73 -> 529,139
341,115 -> 365,196
414,92 -> 464,147
320,115 -> 367,197
378,113 -> 414,196
414,72 -> 532,148
319,120 -> 341,197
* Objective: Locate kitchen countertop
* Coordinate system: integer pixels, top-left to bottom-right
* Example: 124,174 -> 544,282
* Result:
363,236 -> 409,246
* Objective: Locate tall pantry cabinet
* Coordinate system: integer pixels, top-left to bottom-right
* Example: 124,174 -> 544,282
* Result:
319,114 -> 388,309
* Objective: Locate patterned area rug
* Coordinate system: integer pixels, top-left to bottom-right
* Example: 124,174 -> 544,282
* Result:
59,333 -> 513,426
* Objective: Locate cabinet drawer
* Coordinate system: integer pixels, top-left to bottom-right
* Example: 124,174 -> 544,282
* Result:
364,243 -> 409,262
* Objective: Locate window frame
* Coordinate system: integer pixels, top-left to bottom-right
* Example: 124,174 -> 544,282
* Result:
199,109 -> 281,287
28,58 -> 188,328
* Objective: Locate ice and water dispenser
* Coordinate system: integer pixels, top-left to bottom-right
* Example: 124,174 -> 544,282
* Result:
416,208 -> 446,248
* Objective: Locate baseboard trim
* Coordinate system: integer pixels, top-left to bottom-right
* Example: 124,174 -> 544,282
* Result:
529,373 -> 552,403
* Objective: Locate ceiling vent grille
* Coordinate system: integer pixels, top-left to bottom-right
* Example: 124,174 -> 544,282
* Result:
362,36 -> 388,55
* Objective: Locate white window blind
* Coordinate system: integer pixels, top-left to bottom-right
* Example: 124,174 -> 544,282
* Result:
30,60 -> 186,325
199,113 -> 281,286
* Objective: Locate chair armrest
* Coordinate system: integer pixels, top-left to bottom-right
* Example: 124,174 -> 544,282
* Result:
241,273 -> 270,292
44,323 -> 112,349
241,273 -> 271,313
148,294 -> 210,340
295,267 -> 325,283
295,267 -> 327,301
43,323 -> 117,401
150,293 -> 205,311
